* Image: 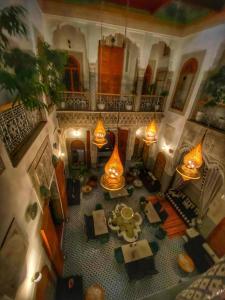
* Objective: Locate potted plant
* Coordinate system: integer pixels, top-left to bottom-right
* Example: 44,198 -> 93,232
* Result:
204,66 -> 225,107
125,101 -> 132,111
97,101 -> 105,110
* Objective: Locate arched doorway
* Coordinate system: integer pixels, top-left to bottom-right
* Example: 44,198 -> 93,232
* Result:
142,65 -> 152,94
171,57 -> 198,112
70,140 -> 86,167
153,152 -> 166,181
64,55 -> 81,92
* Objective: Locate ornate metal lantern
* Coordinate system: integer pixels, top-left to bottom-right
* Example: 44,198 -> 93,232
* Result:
100,144 -> 125,191
143,119 -> 157,145
93,118 -> 107,148
176,142 -> 203,181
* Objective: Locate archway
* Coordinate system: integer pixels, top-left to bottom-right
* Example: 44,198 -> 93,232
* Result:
64,55 -> 81,91
70,139 -> 86,168
153,151 -> 166,181
142,65 -> 152,94
171,57 -> 198,112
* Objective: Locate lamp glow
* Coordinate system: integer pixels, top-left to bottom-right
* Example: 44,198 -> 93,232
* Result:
100,144 -> 125,191
143,119 -> 157,145
93,118 -> 107,148
176,142 -> 203,181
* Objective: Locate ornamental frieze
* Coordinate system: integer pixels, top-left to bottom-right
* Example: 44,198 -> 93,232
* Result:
57,111 -> 163,129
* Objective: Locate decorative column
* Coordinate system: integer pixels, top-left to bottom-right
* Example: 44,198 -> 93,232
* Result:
135,68 -> 145,111
126,128 -> 137,161
89,63 -> 97,111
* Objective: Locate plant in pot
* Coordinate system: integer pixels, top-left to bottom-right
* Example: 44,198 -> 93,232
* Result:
201,66 -> 225,128
204,66 -> 225,107
125,100 -> 133,111
97,100 -> 105,111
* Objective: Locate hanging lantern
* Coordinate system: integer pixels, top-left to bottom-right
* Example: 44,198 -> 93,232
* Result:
176,142 -> 203,181
143,119 -> 157,145
100,144 -> 125,191
93,118 -> 107,148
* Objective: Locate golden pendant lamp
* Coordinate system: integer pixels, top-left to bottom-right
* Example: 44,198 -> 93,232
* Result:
93,118 -> 107,148
143,119 -> 157,145
176,142 -> 203,181
100,143 -> 125,191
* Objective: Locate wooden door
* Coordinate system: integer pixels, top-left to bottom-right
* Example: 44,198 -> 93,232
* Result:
41,204 -> 64,276
86,130 -> 91,167
35,265 -> 56,300
98,45 -> 124,94
153,152 -> 166,181
55,159 -> 68,219
118,128 -> 128,165
208,217 -> 225,258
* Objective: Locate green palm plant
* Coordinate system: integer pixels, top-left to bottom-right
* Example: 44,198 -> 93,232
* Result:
0,5 -> 68,110
0,5 -> 27,58
204,66 -> 225,106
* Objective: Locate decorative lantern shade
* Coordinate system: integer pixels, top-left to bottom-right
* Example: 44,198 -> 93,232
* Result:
143,119 -> 157,145
176,142 -> 203,181
100,144 -> 125,191
93,118 -> 107,148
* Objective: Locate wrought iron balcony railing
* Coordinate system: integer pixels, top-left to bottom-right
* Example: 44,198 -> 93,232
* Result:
57,91 -> 165,112
0,104 -> 45,166
59,91 -> 90,111
140,95 -> 165,112
96,93 -> 135,112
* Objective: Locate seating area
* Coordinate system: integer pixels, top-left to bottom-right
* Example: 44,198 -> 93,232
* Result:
63,176 -> 192,299
165,189 -> 199,226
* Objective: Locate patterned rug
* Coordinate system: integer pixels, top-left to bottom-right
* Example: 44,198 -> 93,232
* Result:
63,182 -> 190,300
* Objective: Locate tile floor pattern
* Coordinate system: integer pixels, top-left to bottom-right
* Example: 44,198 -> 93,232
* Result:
63,182 -> 187,300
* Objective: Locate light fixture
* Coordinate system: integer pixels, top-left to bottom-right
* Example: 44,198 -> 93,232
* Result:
100,143 -> 125,191
176,142 -> 203,181
32,272 -> 42,283
72,129 -> 81,137
143,119 -> 157,145
93,118 -> 107,148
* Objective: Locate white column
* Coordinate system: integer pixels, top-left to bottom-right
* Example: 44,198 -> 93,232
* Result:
135,68 -> 145,111
89,63 -> 97,111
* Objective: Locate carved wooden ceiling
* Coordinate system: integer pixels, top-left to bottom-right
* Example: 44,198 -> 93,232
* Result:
64,0 -> 225,24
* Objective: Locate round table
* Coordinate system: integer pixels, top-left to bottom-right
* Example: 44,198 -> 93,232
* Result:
178,253 -> 195,273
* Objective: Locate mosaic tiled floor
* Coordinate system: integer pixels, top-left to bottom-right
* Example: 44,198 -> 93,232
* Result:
63,181 -> 187,300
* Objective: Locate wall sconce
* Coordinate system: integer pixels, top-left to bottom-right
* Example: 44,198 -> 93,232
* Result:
73,129 -> 81,138
32,272 -> 42,283
26,202 -> 38,220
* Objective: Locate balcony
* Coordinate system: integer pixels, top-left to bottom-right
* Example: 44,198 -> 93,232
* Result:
0,104 -> 46,166
140,95 -> 165,112
57,91 -> 166,112
96,93 -> 135,111
58,91 -> 90,111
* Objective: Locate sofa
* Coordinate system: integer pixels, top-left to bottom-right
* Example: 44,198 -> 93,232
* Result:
165,189 -> 199,226
184,234 -> 214,273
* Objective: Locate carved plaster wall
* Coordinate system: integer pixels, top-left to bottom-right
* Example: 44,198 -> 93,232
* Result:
57,111 -> 163,165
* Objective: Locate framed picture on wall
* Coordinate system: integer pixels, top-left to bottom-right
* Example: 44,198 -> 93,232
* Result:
0,218 -> 28,299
